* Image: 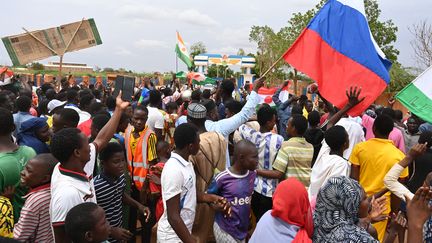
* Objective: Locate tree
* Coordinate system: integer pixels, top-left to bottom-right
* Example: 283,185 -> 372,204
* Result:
237,48 -> 246,56
409,20 -> 432,68
103,67 -> 114,72
29,62 -> 44,70
189,42 -> 207,71
207,64 -> 234,79
249,25 -> 286,81
388,62 -> 416,92
190,42 -> 207,59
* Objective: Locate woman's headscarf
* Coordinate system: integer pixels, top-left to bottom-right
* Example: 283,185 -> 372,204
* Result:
17,117 -> 50,154
313,176 -> 377,243
272,178 -> 313,243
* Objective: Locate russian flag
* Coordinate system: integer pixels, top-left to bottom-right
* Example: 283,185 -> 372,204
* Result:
283,0 -> 391,116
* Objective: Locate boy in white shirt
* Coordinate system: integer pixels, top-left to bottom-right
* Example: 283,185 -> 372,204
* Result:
157,123 -> 229,243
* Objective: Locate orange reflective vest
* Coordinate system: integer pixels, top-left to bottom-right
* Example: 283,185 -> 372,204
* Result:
124,125 -> 153,190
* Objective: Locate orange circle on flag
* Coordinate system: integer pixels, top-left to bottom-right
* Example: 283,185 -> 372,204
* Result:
264,96 -> 272,104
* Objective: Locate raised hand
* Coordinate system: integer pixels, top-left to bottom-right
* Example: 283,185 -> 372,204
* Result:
406,186 -> 432,228
253,77 -> 266,92
345,86 -> 366,108
116,91 -> 130,110
407,143 -> 428,159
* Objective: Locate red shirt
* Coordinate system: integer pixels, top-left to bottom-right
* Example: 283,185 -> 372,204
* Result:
78,118 -> 92,137
149,162 -> 165,193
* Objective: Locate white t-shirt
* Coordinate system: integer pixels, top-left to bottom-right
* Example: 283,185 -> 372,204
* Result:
308,145 -> 350,198
336,117 -> 365,158
157,152 -> 196,242
64,105 -> 91,125
50,143 -> 97,226
146,106 -> 164,131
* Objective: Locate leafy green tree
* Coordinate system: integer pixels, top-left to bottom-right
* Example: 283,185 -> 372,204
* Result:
29,62 -> 44,70
189,42 -> 207,71
237,48 -> 246,56
388,63 -> 416,92
207,64 -> 234,79
103,67 -> 114,72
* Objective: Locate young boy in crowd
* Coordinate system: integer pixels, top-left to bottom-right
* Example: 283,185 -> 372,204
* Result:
272,114 -> 314,187
238,105 -> 283,221
65,202 -> 111,243
50,94 -> 128,243
94,142 -> 150,242
124,105 -> 157,242
0,108 -> 36,223
157,123 -> 229,243
147,141 -> 170,221
13,153 -> 57,242
208,140 -> 258,243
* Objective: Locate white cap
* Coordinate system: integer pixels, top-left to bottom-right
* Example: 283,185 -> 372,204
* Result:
48,99 -> 66,113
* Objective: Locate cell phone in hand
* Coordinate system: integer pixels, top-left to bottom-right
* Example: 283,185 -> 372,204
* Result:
112,75 -> 135,102
122,76 -> 135,102
112,75 -> 123,98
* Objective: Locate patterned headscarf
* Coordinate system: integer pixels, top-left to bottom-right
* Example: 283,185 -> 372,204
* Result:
313,176 -> 377,243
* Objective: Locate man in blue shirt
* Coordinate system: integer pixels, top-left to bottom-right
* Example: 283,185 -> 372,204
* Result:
13,96 -> 34,137
204,78 -> 264,167
272,81 -> 298,140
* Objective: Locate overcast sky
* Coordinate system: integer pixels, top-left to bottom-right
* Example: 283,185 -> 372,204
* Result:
1,0 -> 431,72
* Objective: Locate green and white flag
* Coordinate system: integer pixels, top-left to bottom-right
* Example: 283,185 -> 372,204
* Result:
396,66 -> 432,123
175,31 -> 193,68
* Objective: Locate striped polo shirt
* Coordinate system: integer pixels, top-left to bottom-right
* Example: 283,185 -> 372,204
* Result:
238,124 -> 284,197
273,137 -> 314,187
94,173 -> 126,228
13,184 -> 53,242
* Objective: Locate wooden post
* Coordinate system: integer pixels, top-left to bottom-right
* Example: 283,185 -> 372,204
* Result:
57,55 -> 63,91
62,18 -> 85,55
22,28 -> 59,55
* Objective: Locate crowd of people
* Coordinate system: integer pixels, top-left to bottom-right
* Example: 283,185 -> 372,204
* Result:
0,73 -> 431,243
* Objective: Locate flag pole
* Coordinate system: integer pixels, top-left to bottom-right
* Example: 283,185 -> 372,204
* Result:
175,55 -> 178,73
261,55 -> 284,77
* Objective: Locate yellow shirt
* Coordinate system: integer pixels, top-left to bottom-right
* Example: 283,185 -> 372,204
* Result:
129,127 -> 157,162
46,115 -> 53,128
349,138 -> 407,242
302,107 -> 308,119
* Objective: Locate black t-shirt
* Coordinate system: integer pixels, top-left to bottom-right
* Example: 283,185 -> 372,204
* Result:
304,127 -> 325,166
407,149 -> 432,193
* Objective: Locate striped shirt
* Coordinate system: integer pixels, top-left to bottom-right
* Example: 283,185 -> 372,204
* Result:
13,184 -> 53,242
239,124 -> 284,197
273,137 -> 314,187
94,173 -> 126,229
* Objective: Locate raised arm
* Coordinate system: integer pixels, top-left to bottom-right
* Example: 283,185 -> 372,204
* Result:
93,92 -> 129,152
406,187 -> 432,243
206,78 -> 264,137
272,82 -> 285,107
326,86 -> 365,129
384,143 -> 427,201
